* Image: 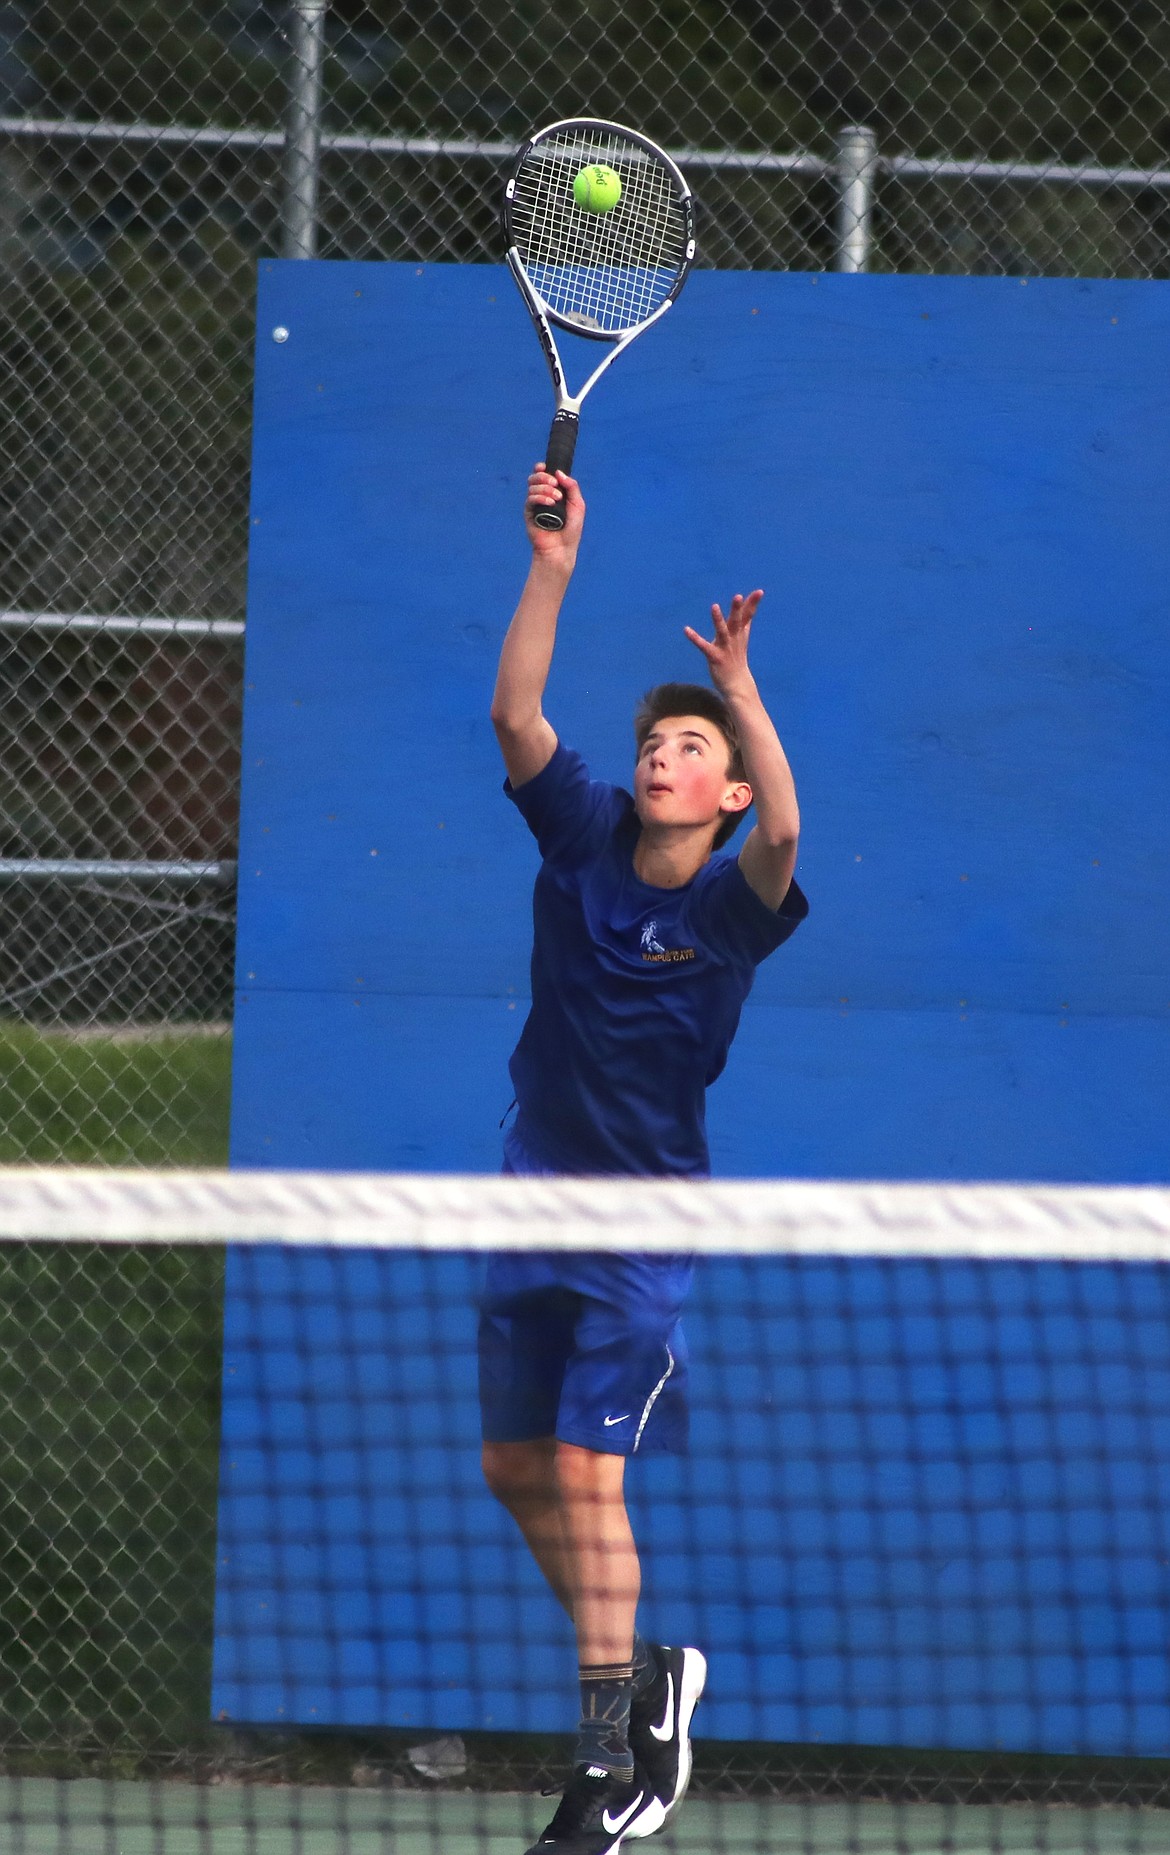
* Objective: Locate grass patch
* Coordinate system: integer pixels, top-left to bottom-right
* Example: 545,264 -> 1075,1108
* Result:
0,1022 -> 232,1166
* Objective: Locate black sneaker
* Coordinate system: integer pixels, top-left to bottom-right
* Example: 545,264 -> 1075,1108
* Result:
626,1645 -> 707,1832
524,1764 -> 665,1855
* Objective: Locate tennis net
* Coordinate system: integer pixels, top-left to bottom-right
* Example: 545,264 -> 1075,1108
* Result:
1,1166 -> 1168,1854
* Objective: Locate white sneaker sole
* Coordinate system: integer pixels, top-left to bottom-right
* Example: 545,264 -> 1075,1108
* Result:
664,1647 -> 706,1820
622,1791 -> 667,1845
625,1647 -> 707,1837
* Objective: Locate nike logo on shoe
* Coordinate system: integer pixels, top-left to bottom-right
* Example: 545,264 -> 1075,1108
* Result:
602,1790 -> 646,1835
648,1671 -> 675,1741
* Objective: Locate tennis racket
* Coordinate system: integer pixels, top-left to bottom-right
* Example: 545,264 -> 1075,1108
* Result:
503,118 -> 696,531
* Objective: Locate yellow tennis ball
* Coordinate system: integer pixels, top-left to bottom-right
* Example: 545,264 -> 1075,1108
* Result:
573,164 -> 622,213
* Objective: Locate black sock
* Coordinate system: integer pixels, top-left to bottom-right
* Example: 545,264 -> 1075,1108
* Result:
575,1661 -> 635,1780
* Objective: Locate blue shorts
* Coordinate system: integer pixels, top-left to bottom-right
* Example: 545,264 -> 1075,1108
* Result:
478,1249 -> 691,1455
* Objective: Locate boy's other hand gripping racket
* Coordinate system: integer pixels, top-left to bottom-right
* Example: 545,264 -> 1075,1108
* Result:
503,118 -> 696,531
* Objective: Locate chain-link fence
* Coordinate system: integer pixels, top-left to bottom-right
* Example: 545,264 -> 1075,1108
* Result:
3,1 -> 1169,1162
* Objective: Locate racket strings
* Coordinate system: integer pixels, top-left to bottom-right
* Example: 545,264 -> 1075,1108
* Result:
511,126 -> 689,335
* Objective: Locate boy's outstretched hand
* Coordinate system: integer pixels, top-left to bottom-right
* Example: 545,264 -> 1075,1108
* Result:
524,465 -> 585,563
684,590 -> 764,698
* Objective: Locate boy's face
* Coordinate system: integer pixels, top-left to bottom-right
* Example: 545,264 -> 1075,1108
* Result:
633,714 -> 752,836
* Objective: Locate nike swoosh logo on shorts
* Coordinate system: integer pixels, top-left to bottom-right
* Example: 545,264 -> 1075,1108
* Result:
649,1671 -> 675,1741
603,1414 -> 630,1427
603,1791 -> 646,1835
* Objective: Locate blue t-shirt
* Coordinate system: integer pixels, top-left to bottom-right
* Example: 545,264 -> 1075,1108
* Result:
504,742 -> 808,1177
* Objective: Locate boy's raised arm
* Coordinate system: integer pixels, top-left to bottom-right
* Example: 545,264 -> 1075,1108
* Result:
685,591 -> 801,910
490,465 -> 585,790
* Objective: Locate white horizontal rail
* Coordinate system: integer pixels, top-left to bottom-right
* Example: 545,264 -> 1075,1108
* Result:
0,114 -> 824,170
0,115 -> 290,152
885,152 -> 1170,191
0,610 -> 244,639
3,114 -> 1168,191
0,860 -> 237,884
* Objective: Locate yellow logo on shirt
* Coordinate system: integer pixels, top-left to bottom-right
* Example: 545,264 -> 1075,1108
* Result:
640,919 -> 695,963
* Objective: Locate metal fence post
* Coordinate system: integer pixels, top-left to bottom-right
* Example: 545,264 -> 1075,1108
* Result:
282,0 -> 330,259
835,125 -> 878,273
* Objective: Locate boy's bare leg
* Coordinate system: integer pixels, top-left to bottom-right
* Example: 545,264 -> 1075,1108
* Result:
554,1442 -> 639,1665
481,1438 -> 575,1614
484,1436 -> 643,1797
481,1439 -> 639,1660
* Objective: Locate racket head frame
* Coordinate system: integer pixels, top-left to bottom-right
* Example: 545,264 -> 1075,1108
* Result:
503,117 -> 696,349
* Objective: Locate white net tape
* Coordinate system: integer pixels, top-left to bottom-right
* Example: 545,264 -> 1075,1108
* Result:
2,1167 -> 1168,1261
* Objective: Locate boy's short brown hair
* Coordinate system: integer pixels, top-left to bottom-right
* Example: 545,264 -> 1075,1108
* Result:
633,682 -> 748,850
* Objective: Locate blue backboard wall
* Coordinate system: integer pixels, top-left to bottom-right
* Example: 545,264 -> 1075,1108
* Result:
230,261 -> 1168,1182
214,262 -> 1170,1752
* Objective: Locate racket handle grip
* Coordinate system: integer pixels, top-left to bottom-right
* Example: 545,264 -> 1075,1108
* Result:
532,411 -> 579,532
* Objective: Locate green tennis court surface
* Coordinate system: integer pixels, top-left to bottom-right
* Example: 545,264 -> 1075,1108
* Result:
4,1779 -> 1164,1854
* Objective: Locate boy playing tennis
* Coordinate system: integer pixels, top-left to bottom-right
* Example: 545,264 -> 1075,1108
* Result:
481,465 -> 807,1855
